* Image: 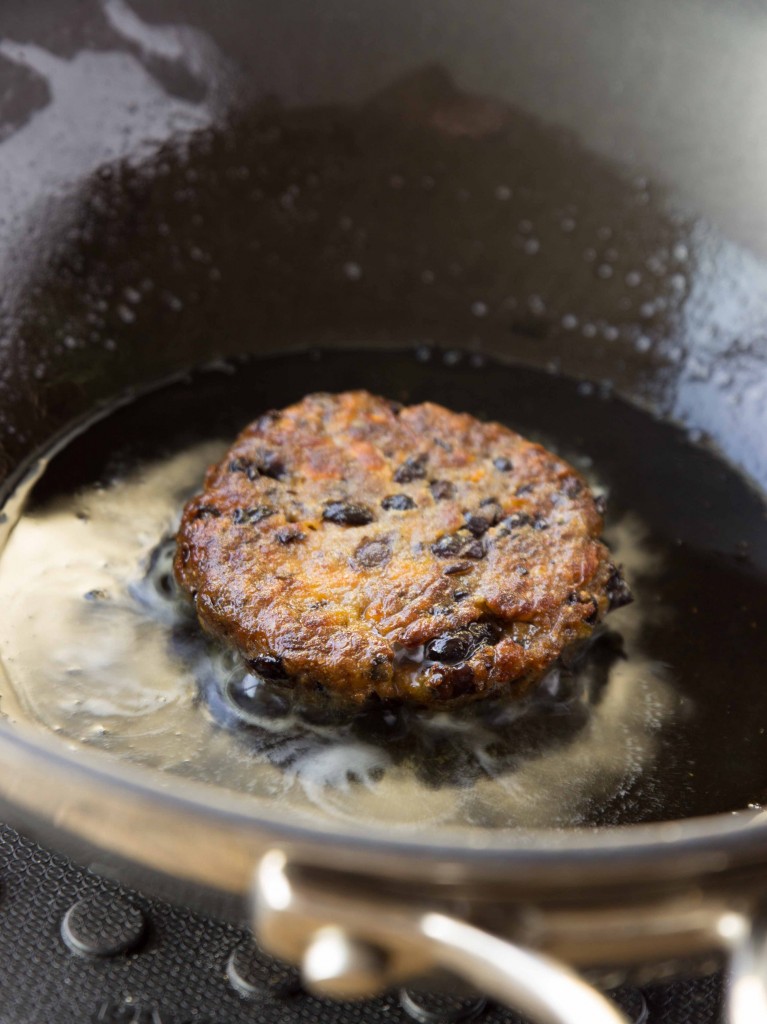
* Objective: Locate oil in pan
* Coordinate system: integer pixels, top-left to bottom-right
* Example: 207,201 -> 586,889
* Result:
0,349 -> 765,832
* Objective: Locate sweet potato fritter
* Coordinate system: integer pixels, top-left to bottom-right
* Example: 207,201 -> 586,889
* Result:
174,391 -> 631,705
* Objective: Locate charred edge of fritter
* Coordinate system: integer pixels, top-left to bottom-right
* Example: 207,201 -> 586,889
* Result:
229,624 -> 610,718
605,564 -> 633,610
398,618 -> 506,704
174,540 -> 632,708
235,603 -> 616,710
186,557 -> 632,709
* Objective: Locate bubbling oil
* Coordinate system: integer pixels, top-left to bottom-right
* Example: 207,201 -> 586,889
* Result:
0,349 -> 765,831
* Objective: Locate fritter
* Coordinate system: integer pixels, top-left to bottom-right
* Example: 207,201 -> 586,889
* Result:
174,391 -> 631,706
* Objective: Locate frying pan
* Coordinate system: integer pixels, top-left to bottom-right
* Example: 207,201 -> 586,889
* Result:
1,2 -> 767,1022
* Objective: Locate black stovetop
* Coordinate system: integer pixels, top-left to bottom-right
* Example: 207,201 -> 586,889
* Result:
0,824 -> 721,1024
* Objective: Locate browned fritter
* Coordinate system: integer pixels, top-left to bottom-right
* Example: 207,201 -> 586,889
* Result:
174,391 -> 631,706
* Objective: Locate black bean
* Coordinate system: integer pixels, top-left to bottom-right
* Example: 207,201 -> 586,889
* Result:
500,512 -> 534,531
193,505 -> 221,520
248,655 -> 287,680
463,540 -> 486,560
515,483 -> 534,497
453,589 -> 469,601
606,567 -> 633,610
433,438 -> 453,452
595,494 -> 608,517
464,512 -> 491,536
429,479 -> 455,501
323,501 -> 375,526
275,527 -> 305,544
426,620 -> 502,663
233,505 -> 276,525
493,457 -> 513,472
432,529 -> 485,560
229,451 -> 286,480
382,494 -> 416,511
229,456 -> 254,476
562,476 -> 583,498
532,514 -> 550,530
256,449 -> 286,480
393,453 -> 428,483
354,538 -> 391,568
426,631 -> 475,663
443,562 -> 472,576
431,533 -> 465,557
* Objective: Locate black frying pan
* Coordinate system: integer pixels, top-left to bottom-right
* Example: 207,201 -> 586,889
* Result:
0,4 -> 766,1023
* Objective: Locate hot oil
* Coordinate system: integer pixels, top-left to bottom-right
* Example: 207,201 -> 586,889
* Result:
0,349 -> 766,832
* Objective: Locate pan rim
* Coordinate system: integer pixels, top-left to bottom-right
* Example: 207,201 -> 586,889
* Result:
1,712 -> 765,877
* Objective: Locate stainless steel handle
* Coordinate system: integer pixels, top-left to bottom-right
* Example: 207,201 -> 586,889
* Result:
254,849 -> 628,1024
726,910 -> 767,1024
416,913 -> 628,1024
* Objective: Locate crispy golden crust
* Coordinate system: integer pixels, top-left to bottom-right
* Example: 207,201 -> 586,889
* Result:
174,391 -> 630,705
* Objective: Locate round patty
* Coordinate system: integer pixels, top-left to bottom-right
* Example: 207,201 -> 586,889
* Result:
174,391 -> 631,706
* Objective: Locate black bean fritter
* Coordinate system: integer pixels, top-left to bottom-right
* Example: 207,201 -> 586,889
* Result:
174,391 -> 630,705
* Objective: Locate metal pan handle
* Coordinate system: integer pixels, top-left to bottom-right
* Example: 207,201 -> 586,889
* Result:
412,913 -> 628,1024
254,850 -> 629,1024
726,910 -> 767,1023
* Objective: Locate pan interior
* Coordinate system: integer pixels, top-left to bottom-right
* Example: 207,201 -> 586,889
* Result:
0,348 -> 766,835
